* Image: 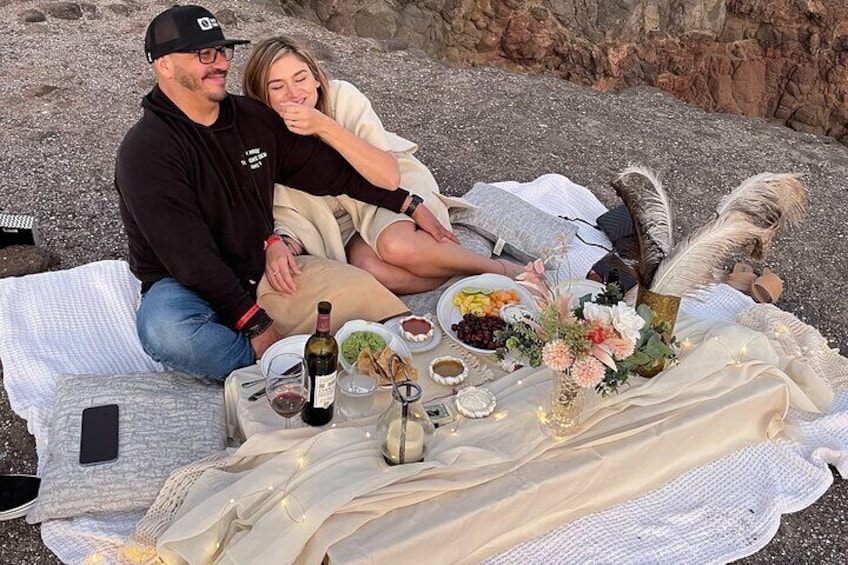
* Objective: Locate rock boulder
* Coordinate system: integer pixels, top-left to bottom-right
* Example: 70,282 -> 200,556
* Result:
283,0 -> 848,142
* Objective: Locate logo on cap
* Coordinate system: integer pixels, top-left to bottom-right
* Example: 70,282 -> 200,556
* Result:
196,17 -> 219,31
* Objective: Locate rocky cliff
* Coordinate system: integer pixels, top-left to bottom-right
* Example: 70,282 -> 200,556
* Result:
281,0 -> 848,142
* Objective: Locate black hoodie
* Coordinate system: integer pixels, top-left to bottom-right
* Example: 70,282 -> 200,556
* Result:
115,86 -> 409,329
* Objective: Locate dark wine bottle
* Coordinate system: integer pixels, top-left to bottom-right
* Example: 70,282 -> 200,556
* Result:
302,301 -> 338,426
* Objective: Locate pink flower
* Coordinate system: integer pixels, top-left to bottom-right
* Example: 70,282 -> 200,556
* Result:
516,271 -> 541,285
604,337 -> 636,360
542,340 -> 574,372
571,355 -> 606,388
516,258 -> 546,281
554,294 -> 577,325
531,258 -> 546,274
516,279 -> 548,303
591,343 -> 617,370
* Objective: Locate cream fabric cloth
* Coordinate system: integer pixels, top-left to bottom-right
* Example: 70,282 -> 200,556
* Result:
152,315 -> 832,564
272,80 -> 469,261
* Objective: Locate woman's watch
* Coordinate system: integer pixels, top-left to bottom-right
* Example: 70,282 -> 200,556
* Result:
281,235 -> 304,256
403,194 -> 424,217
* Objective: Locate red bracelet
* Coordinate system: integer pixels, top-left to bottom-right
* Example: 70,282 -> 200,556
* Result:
235,304 -> 260,330
263,234 -> 282,250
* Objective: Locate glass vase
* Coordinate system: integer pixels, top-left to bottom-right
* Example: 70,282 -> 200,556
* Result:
540,369 -> 585,440
635,287 -> 681,378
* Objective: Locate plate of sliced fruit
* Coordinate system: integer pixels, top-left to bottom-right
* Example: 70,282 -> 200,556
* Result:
436,273 -> 536,355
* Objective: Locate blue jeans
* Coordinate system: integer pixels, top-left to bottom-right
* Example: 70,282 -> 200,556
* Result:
137,278 -> 255,381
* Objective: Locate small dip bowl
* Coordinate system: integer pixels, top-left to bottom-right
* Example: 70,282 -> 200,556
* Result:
455,386 -> 496,418
499,304 -> 533,325
399,315 -> 435,343
428,356 -> 468,386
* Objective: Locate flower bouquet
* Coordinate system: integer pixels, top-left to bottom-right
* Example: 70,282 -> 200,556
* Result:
496,252 -> 676,437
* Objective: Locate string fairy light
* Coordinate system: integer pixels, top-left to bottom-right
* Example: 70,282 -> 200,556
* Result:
681,328 -> 762,366
205,433 -> 332,559
116,542 -> 163,564
89,544 -> 165,565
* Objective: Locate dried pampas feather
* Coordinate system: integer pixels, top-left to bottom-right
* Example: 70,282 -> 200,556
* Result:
611,166 -> 674,288
715,173 -> 806,258
617,166 -> 675,253
651,211 -> 773,298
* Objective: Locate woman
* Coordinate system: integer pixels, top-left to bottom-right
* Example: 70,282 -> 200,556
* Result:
242,36 -> 520,295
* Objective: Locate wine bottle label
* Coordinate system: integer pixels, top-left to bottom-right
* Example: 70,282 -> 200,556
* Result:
316,313 -> 331,333
313,370 -> 337,409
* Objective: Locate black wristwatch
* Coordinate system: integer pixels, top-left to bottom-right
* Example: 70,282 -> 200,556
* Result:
403,194 -> 424,217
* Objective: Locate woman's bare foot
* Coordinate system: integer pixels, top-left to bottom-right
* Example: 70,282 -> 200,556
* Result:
495,258 -> 525,279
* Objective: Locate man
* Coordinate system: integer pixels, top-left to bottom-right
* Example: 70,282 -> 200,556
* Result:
116,5 -> 453,380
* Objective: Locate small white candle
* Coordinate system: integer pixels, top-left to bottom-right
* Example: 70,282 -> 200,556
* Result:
384,418 -> 424,464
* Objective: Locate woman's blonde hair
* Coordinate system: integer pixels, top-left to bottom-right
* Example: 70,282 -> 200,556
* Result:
242,36 -> 332,117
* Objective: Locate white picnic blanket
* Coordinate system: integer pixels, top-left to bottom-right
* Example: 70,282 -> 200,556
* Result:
0,174 -> 844,564
0,259 -> 163,461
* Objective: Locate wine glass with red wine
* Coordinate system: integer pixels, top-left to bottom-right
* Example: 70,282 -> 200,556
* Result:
265,352 -> 310,429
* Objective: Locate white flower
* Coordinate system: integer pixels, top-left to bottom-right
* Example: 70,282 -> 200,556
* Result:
609,301 -> 645,344
582,302 -> 612,326
497,349 -> 524,373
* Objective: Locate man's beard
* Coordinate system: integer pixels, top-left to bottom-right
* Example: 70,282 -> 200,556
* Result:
175,68 -> 228,102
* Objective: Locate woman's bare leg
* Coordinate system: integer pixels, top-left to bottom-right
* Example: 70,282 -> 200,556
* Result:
346,235 -> 447,294
376,222 -> 523,279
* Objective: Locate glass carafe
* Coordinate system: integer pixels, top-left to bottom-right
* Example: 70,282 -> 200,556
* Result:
377,380 -> 435,465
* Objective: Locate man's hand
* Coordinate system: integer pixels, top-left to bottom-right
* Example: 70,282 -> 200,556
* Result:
265,238 -> 302,294
250,324 -> 283,361
412,203 -> 460,244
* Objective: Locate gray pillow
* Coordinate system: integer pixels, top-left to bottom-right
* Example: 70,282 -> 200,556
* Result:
449,182 -> 579,264
27,371 -> 225,523
452,224 -> 494,258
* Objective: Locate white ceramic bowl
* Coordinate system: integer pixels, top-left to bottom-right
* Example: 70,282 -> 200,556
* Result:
384,316 -> 442,354
455,386 -> 496,418
428,356 -> 469,386
398,315 -> 435,343
499,303 -> 534,325
334,319 -> 411,373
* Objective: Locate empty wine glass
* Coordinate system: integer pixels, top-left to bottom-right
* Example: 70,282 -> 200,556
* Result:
265,352 -> 310,429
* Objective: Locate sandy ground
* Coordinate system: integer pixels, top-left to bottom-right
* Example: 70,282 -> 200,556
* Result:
0,0 -> 846,562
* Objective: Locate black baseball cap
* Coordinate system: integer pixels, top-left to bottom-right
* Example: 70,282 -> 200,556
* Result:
144,5 -> 250,63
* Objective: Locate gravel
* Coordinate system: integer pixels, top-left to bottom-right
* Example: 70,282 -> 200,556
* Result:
1,0 -> 846,562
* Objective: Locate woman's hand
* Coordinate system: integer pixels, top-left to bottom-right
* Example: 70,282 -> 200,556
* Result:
411,204 -> 460,244
279,100 -> 401,189
278,103 -> 329,137
265,238 -> 302,294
